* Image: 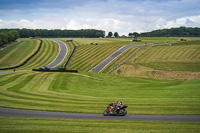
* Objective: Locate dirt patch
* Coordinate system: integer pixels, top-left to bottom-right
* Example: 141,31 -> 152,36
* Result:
152,71 -> 200,80
112,64 -> 153,78
112,64 -> 200,80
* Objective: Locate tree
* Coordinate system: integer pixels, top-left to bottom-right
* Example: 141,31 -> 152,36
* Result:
0,32 -> 9,44
128,33 -> 133,37
133,32 -> 140,37
95,32 -> 103,38
0,38 -> 3,46
11,30 -> 20,39
107,32 -> 113,37
114,32 -> 119,37
121,35 -> 126,38
7,31 -> 15,42
0,30 -> 19,46
0,29 -> 105,38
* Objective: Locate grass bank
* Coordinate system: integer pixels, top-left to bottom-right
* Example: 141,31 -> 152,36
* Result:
0,117 -> 199,133
0,38 -> 39,68
112,39 -> 200,79
63,37 -> 179,72
19,39 -> 59,69
0,71 -> 199,115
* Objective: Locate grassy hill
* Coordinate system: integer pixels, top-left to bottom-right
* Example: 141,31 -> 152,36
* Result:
0,37 -> 200,132
17,39 -> 59,70
0,71 -> 199,115
62,37 -> 179,72
0,38 -> 39,68
135,40 -> 200,71
0,39 -> 60,70
112,39 -> 200,79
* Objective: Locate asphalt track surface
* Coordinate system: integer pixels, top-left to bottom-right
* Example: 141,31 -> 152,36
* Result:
0,108 -> 200,122
46,40 -> 68,68
89,44 -> 144,73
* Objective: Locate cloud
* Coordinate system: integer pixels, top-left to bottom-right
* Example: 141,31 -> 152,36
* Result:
0,0 -> 200,35
164,15 -> 200,28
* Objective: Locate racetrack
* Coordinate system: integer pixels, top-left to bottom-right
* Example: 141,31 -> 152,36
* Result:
46,40 -> 68,68
89,44 -> 145,73
0,108 -> 199,122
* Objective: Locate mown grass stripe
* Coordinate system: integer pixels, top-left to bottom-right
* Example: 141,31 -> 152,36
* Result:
79,46 -> 120,71
0,39 -> 39,69
19,41 -> 47,69
0,72 -> 101,103
24,40 -> 49,68
68,45 -> 121,71
19,39 -> 59,69
0,73 -> 25,86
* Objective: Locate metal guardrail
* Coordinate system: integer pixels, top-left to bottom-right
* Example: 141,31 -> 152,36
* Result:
32,68 -> 78,73
63,42 -> 76,68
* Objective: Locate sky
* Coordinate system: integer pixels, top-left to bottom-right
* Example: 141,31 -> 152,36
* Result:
0,0 -> 200,35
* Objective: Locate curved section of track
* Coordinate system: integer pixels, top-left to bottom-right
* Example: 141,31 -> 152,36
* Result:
46,40 -> 68,68
0,108 -> 199,122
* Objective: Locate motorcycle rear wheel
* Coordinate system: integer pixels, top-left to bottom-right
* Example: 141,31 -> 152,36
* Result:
103,110 -> 108,116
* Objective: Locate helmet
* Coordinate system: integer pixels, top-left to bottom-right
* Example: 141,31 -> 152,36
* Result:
117,100 -> 121,104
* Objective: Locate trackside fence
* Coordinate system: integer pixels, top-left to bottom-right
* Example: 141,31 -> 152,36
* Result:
63,43 -> 76,68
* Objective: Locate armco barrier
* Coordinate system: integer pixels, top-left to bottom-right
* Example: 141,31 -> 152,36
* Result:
0,40 -> 42,70
32,68 -> 78,73
63,43 -> 76,68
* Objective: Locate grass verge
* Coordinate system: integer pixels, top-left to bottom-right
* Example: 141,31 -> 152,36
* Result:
0,117 -> 199,133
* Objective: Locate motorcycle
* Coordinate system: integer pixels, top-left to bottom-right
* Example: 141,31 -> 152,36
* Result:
103,103 -> 128,116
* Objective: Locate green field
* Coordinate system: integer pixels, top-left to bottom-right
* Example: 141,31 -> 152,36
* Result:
135,40 -> 200,71
63,37 -> 179,72
112,39 -> 200,79
0,71 -> 199,115
0,37 -> 200,132
0,117 -> 200,133
0,38 -> 39,68
18,39 -> 59,70
0,39 -> 60,70
0,37 -> 199,115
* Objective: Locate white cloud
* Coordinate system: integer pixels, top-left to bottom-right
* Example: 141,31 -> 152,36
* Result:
164,15 -> 200,28
0,0 -> 200,35
66,19 -> 91,29
155,18 -> 167,29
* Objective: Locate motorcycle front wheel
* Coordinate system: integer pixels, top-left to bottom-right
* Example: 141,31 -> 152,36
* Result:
119,109 -> 127,116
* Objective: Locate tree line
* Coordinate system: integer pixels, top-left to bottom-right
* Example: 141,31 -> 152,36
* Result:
0,29 -> 105,38
1,27 -> 200,46
0,30 -> 20,46
129,27 -> 200,37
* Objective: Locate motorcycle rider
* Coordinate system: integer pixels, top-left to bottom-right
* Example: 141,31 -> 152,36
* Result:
116,100 -> 123,110
108,100 -> 123,114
